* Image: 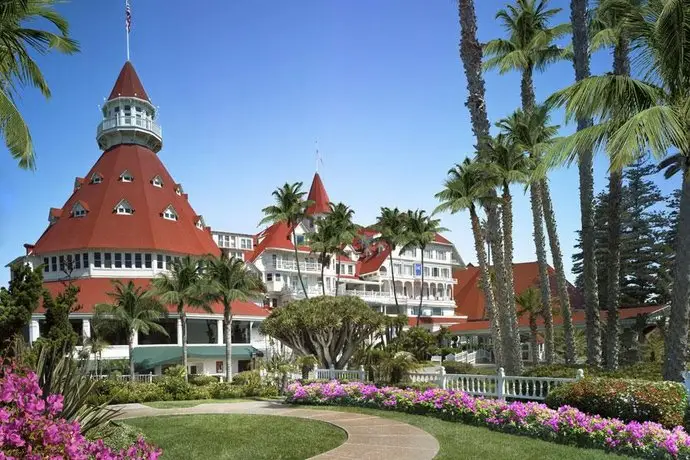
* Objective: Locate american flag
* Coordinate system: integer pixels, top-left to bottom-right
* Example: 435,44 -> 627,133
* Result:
126,1 -> 131,33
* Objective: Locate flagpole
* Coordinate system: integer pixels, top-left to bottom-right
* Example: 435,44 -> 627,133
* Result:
126,28 -> 130,61
125,0 -> 131,61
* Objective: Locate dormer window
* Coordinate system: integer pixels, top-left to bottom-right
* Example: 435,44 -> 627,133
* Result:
114,199 -> 134,215
90,172 -> 103,184
120,170 -> 134,182
71,201 -> 88,218
151,175 -> 163,188
195,215 -> 205,230
162,205 -> 178,221
175,184 -> 183,196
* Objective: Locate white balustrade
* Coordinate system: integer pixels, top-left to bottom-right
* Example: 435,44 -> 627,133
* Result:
97,116 -> 162,137
272,260 -> 320,272
314,365 -> 366,381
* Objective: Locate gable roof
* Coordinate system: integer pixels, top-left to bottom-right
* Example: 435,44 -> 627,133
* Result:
306,173 -> 330,215
108,61 -> 150,102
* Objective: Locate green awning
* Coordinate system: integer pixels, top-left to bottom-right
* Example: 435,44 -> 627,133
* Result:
131,345 -> 262,368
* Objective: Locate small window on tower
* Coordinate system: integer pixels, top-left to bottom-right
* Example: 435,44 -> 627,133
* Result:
162,205 -> 178,221
120,170 -> 134,182
71,202 -> 88,218
151,175 -> 163,188
175,184 -> 183,196
114,199 -> 134,215
90,173 -> 103,184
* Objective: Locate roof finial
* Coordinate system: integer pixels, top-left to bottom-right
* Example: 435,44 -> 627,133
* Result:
125,0 -> 132,61
315,139 -> 323,173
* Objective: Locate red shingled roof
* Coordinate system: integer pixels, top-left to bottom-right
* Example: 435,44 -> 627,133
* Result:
41,278 -> 268,317
32,144 -> 220,256
108,61 -> 150,102
246,221 -> 310,262
306,173 -> 330,215
434,234 -> 452,245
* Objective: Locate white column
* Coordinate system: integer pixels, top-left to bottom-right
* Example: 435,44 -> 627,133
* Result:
176,318 -> 183,346
216,319 -> 223,345
29,320 -> 40,343
249,321 -> 254,344
82,319 -> 91,339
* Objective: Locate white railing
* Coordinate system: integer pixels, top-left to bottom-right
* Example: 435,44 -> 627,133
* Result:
444,349 -> 492,365
97,116 -> 162,138
314,365 -> 366,381
271,260 -> 320,272
406,367 -> 584,401
90,373 -> 160,383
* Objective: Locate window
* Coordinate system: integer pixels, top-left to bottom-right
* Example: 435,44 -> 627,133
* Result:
82,253 -> 89,268
114,253 -> 122,268
394,264 -> 402,275
166,255 -> 172,268
240,238 -> 251,249
104,253 -> 112,268
424,249 -> 433,259
174,256 -> 180,265
266,273 -> 273,281
336,264 -> 340,275
274,273 -> 281,280
74,254 -> 80,270
119,170 -> 134,182
162,206 -> 178,221
347,265 -> 353,275
145,253 -> 152,268
51,256 -> 57,272
432,267 -> 439,277
216,361 -> 223,374
295,234 -> 305,245
59,255 -> 65,271
135,253 -> 142,268
90,173 -> 103,184
72,202 -> 87,217
125,253 -> 132,268
94,253 -> 102,268
43,258 -> 49,273
151,175 -> 163,188
424,266 -> 430,276
114,199 -> 134,215
196,220 -> 203,230
403,265 -> 413,276
432,307 -> 443,316
175,185 -> 183,196
66,254 -> 73,270
157,254 -> 163,269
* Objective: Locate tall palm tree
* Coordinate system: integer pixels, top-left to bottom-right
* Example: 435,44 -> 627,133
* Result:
515,287 -> 542,364
306,220 -> 333,296
93,280 -> 168,379
568,0 -> 602,366
373,207 -> 407,314
435,158 -> 503,365
483,134 -> 531,374
548,0 -> 690,380
327,202 -> 358,296
400,210 -> 448,327
149,256 -> 210,382
260,183 -> 313,299
0,0 -> 78,169
206,255 -> 265,382
588,0 -> 643,370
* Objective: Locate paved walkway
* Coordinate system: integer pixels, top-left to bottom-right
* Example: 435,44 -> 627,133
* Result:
114,400 -> 440,459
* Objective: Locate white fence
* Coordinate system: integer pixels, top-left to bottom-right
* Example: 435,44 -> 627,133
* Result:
407,367 -> 584,401
314,365 -> 366,381
90,373 -> 228,383
442,349 -> 492,365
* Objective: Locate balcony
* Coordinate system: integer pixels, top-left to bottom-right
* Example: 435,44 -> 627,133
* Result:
270,260 -> 320,272
97,116 -> 162,138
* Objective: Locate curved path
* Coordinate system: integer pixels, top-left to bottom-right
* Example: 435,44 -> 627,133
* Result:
114,400 -> 439,459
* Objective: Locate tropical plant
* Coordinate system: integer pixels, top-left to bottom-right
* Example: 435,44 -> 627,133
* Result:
400,210 -> 448,327
394,327 -> 437,361
93,280 -> 168,379
326,202 -> 358,295
548,0 -> 690,380
149,256 -> 210,381
515,287 -> 542,364
306,219 -> 334,296
82,332 -> 109,377
435,158 -> 502,365
205,255 -> 265,382
260,182 -> 313,298
0,0 -> 79,169
373,207 -> 407,314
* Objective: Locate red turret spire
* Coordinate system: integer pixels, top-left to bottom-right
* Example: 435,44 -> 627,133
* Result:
108,61 -> 150,101
306,172 -> 330,215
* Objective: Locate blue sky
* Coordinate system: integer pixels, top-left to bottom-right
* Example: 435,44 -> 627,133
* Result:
0,0 -> 680,287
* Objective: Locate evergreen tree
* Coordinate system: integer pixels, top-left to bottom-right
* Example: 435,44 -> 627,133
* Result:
0,263 -> 44,350
658,189 -> 681,304
38,284 -> 80,351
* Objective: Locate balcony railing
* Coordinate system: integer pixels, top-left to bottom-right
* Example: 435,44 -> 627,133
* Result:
343,290 -> 455,305
97,116 -> 162,138
271,260 -> 320,272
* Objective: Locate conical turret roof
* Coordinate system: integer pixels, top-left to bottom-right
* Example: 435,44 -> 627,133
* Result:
108,61 -> 150,101
306,173 -> 330,215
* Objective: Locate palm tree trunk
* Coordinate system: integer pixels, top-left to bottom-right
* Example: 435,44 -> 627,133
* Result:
321,259 -> 326,296
520,66 -> 536,111
529,180 -> 554,364
224,304 -> 232,382
570,0 -> 601,366
663,169 -> 690,381
501,183 -> 522,375
487,204 -> 507,368
181,308 -> 189,382
292,228 -> 309,299
470,206 -> 502,365
529,315 -> 539,365
541,180 -> 576,363
416,249 -> 425,327
128,336 -> 135,379
389,252 -> 402,315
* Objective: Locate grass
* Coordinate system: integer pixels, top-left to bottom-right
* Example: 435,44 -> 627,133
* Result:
143,399 -> 252,409
126,414 -> 346,459
304,406 -> 631,460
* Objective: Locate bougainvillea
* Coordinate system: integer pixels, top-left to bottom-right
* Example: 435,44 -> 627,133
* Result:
286,380 -> 690,459
0,365 -> 161,459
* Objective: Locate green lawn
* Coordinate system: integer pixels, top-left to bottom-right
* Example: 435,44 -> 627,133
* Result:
305,406 -> 631,460
126,414 -> 346,459
143,399 -> 252,409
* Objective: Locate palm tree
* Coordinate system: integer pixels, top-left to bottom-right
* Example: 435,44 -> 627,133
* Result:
149,256 -> 210,382
306,220 -> 333,296
587,0 -> 643,370
373,207 -> 407,314
206,255 -> 265,382
0,0 -> 78,169
568,0 -> 602,367
327,203 -> 358,295
482,134 -> 530,375
515,287 -> 542,364
93,280 -> 168,379
400,210 -> 448,327
548,0 -> 690,380
260,183 -> 313,299
435,158 -> 503,365
83,331 -> 109,377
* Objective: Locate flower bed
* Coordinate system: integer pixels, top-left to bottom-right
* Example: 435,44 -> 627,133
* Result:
1,366 -> 161,459
286,381 -> 690,459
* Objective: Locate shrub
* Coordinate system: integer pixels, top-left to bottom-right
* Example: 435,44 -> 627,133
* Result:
524,363 -> 665,381
156,374 -> 191,400
545,377 -> 687,429
209,382 -> 246,399
87,421 -> 145,451
232,370 -> 261,386
189,374 -> 220,386
442,362 -> 477,375
397,382 -> 438,391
